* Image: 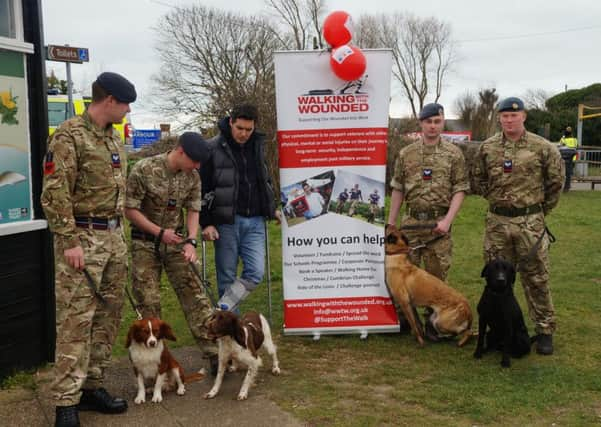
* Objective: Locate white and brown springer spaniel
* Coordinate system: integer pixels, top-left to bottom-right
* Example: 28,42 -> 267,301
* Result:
204,310 -> 280,400
126,318 -> 204,404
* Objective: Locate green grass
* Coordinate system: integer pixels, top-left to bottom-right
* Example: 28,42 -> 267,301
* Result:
6,192 -> 601,425
0,369 -> 38,391
112,191 -> 601,425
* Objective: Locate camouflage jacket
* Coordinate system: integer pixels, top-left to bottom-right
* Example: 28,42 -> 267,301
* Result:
390,138 -> 469,210
472,131 -> 564,214
41,112 -> 126,248
125,152 -> 201,230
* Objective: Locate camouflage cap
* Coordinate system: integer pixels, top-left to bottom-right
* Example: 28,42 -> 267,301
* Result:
179,132 -> 210,164
419,103 -> 444,120
95,72 -> 137,103
497,97 -> 524,112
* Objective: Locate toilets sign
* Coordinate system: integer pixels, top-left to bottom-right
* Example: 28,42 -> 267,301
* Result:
46,45 -> 89,63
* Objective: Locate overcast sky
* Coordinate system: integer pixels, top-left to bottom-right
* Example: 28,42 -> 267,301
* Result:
42,0 -> 601,129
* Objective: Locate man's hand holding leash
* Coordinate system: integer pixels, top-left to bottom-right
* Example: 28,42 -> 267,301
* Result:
202,225 -> 220,241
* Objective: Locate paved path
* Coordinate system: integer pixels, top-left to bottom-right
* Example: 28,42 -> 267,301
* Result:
0,346 -> 304,427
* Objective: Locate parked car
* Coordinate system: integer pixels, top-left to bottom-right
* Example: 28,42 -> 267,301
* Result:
47,94 -> 133,143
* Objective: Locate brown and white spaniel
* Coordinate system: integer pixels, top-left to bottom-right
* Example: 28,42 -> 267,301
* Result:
204,310 -> 280,400
126,318 -> 204,404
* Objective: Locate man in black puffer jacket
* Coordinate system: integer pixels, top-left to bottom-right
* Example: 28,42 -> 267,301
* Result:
200,104 -> 280,314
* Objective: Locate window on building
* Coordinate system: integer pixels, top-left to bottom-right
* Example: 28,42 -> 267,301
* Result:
0,0 -> 16,39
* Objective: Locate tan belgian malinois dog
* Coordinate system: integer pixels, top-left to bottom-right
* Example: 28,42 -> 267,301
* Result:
385,224 -> 473,347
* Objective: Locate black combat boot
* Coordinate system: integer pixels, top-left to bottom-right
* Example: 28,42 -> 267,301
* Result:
536,334 -> 554,355
78,387 -> 128,414
55,405 -> 80,427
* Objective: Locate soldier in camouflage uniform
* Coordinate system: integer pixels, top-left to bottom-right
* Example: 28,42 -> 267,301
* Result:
347,183 -> 363,216
367,189 -> 381,223
388,103 -> 468,339
388,103 -> 469,282
124,132 -> 218,373
41,72 -> 136,427
336,188 -> 349,214
472,97 -> 564,355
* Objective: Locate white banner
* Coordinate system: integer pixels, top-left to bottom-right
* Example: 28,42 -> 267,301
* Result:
274,49 -> 398,336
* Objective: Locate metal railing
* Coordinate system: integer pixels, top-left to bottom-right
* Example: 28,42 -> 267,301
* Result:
574,146 -> 601,178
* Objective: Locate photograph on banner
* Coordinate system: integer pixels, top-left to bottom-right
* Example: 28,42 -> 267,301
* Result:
329,169 -> 385,226
281,170 -> 335,227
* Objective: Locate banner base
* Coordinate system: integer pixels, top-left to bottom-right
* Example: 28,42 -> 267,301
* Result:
283,324 -> 400,339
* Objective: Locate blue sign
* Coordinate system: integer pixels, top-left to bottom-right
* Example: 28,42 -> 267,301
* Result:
78,48 -> 89,62
132,129 -> 162,149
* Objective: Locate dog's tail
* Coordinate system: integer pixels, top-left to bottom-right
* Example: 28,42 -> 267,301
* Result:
183,369 -> 206,383
457,328 -> 473,347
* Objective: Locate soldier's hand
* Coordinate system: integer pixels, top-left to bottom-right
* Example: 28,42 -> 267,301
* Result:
162,228 -> 183,245
202,225 -> 219,241
434,218 -> 451,234
182,244 -> 197,263
64,246 -> 85,270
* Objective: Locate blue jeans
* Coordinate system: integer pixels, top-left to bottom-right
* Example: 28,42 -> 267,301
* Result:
214,215 -> 266,298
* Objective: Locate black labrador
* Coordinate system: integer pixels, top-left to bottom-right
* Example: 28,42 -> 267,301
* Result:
473,258 -> 531,367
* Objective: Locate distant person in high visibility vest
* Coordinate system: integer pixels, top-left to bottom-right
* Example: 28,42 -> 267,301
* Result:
559,126 -> 578,192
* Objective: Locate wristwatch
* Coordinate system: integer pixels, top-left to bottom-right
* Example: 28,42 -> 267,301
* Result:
184,238 -> 198,248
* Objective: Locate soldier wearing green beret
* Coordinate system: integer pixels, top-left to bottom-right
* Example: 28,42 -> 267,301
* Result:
472,97 -> 565,355
124,132 -> 218,375
41,72 -> 136,426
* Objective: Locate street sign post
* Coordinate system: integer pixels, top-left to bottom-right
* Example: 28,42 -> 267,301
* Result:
46,44 -> 89,119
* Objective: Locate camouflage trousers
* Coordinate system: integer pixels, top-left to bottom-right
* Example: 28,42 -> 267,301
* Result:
368,204 -> 380,223
130,240 -> 217,357
484,211 -> 555,335
51,227 -> 127,406
401,215 -> 452,282
348,200 -> 360,216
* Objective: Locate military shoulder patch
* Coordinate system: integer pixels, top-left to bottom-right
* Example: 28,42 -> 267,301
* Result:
111,153 -> 121,168
44,151 -> 55,175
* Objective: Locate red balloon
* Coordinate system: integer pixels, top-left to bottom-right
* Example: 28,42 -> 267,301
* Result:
323,11 -> 353,47
330,45 -> 366,81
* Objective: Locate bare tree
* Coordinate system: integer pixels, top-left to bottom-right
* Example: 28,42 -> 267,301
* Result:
454,88 -> 498,140
454,91 -> 477,129
151,5 -> 281,132
264,0 -> 326,50
356,13 -> 456,119
523,88 -> 551,111
354,14 -> 382,49
151,5 -> 286,190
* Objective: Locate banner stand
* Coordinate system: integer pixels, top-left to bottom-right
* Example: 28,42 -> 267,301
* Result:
275,49 -> 396,338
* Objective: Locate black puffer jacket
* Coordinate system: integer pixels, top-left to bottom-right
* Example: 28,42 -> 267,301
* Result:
199,117 -> 277,226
